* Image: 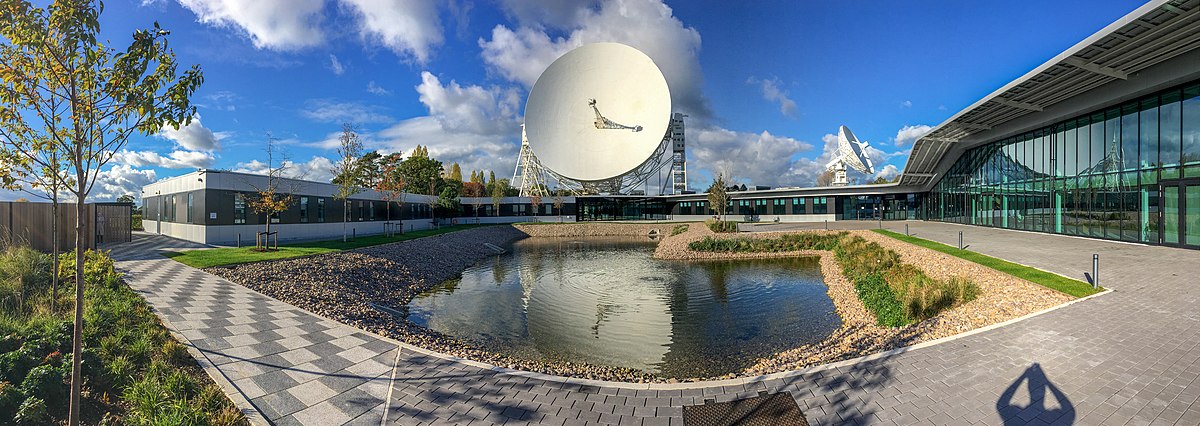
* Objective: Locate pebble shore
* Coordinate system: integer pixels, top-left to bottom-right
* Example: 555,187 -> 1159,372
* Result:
208,222 -> 1074,383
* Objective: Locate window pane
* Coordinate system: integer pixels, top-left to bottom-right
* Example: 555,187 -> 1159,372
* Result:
1162,90 -> 1182,169
1183,84 -> 1200,168
1122,103 -> 1138,171
1140,97 -> 1159,170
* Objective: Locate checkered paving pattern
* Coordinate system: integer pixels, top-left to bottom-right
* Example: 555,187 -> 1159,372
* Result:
110,226 -> 1200,426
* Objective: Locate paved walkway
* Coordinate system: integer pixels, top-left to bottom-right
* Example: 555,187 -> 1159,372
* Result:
109,223 -> 1200,425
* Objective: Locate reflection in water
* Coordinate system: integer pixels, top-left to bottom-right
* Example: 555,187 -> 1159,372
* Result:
406,236 -> 842,378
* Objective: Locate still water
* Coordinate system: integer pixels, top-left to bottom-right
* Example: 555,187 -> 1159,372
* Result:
405,236 -> 841,378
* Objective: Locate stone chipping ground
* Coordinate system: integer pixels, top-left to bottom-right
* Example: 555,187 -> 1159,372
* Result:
208,222 -> 1076,383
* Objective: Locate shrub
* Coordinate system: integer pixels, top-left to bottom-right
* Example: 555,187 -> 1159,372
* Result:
705,219 -> 738,233
14,396 -> 49,426
688,232 -> 846,253
853,273 -> 908,327
0,381 -> 23,420
20,363 -> 68,412
0,246 -> 54,314
670,224 -> 689,236
131,214 -> 144,231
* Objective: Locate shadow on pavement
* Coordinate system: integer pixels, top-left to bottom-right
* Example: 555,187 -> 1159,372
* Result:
996,363 -> 1074,425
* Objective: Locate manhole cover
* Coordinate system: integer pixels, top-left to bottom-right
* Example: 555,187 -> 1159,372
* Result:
682,391 -> 808,426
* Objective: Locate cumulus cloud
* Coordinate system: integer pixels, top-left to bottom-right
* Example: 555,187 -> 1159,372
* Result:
479,0 -> 711,119
874,164 -> 901,181
159,115 -> 222,151
496,0 -> 598,30
340,0 -> 443,64
416,72 -> 521,135
747,76 -> 797,118
328,54 -> 345,75
177,0 -> 325,50
688,127 -> 812,188
893,124 -> 933,147
91,165 -> 158,201
780,132 -> 910,187
113,150 -> 216,169
366,80 -> 391,96
232,156 -> 336,183
300,99 -> 393,124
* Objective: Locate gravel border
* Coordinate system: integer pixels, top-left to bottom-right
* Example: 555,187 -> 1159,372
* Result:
208,222 -> 1074,383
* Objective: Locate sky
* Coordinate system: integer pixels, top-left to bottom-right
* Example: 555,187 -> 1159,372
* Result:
2,0 -> 1149,201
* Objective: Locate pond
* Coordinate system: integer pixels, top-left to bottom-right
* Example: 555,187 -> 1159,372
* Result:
405,236 -> 841,378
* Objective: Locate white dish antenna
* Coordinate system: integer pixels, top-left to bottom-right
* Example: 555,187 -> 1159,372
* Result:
523,43 -> 672,182
825,125 -> 874,186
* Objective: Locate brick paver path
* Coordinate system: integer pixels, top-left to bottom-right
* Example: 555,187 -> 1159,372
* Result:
110,223 -> 1200,425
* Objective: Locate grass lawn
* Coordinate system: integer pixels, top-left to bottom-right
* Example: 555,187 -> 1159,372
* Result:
873,229 -> 1103,298
164,224 -> 488,268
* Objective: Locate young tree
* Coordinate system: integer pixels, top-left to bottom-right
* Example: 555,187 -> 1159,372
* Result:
246,136 -> 295,248
427,175 -> 440,227
462,181 -> 485,223
0,2 -> 203,423
529,193 -> 542,222
491,177 -> 507,218
332,123 -> 362,241
553,188 -> 565,223
376,152 -> 405,235
448,162 -> 462,182
707,173 -> 730,221
816,170 -> 835,186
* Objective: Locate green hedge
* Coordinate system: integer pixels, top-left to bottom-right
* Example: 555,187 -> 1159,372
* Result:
0,247 -> 246,425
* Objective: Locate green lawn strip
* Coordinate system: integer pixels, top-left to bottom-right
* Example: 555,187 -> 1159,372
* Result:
164,224 -> 488,269
872,229 -> 1101,298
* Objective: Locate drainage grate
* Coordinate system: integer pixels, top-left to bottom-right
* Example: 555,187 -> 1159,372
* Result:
682,391 -> 808,426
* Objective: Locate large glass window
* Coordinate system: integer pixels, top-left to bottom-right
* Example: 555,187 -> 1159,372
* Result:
1162,90 -> 1183,171
300,197 -> 309,223
234,193 -> 246,224
317,198 -> 325,222
1183,84 -> 1200,171
813,197 -> 827,214
186,193 -> 193,223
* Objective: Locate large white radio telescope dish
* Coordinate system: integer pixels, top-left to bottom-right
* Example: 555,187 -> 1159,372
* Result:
524,43 -> 672,182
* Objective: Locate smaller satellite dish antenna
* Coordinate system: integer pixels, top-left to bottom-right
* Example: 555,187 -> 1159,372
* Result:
825,125 -> 875,186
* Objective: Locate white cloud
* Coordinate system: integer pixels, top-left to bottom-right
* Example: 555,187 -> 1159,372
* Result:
688,127 -> 813,188
300,99 -> 393,124
113,150 -> 216,169
416,72 -> 521,135
160,115 -> 222,151
900,100 -> 913,108
340,0 -> 443,64
366,80 -> 391,96
328,54 -> 345,75
893,124 -> 933,147
201,90 -> 239,111
874,164 -> 901,181
748,76 -> 797,118
496,0 -> 598,30
231,156 -> 336,183
177,0 -> 325,50
91,165 -> 158,202
479,0 -> 711,118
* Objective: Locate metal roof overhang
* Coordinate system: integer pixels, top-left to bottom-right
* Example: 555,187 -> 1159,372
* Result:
900,0 -> 1200,189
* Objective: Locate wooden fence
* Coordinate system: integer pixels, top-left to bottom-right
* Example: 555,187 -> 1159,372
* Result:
0,201 -> 132,252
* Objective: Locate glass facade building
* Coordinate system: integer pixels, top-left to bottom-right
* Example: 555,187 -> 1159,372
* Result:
926,81 -> 1200,248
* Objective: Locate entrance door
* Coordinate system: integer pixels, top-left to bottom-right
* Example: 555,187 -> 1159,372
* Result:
1160,179 -> 1200,248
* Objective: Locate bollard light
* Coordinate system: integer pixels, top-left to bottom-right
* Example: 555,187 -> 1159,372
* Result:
958,231 -> 964,250
1092,254 -> 1099,289
905,224 -> 909,236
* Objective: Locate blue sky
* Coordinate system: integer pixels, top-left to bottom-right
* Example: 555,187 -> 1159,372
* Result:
8,0 -> 1147,200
